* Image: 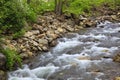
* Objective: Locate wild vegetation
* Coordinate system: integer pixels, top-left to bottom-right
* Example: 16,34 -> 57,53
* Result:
0,0 -> 120,70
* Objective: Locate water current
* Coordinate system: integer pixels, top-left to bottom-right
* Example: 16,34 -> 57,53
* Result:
8,21 -> 120,80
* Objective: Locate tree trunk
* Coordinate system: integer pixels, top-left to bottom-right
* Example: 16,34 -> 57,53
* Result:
55,0 -> 63,15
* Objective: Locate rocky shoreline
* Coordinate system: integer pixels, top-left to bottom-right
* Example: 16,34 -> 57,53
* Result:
0,11 -> 120,80
10,12 -> 120,59
3,13 -> 97,60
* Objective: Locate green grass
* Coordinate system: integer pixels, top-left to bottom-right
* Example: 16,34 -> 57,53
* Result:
29,0 -> 55,14
64,0 -> 119,15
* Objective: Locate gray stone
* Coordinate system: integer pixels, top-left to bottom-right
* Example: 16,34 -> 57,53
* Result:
57,27 -> 64,33
31,30 -> 40,35
38,39 -> 48,45
32,41 -> 39,46
65,26 -> 74,32
24,31 -> 33,37
46,31 -> 58,39
42,46 -> 49,52
50,40 -> 58,47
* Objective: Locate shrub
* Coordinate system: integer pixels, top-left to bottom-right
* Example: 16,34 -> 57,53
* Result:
0,0 -> 36,35
2,48 -> 22,70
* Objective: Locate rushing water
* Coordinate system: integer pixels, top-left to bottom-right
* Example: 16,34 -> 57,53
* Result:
8,21 -> 120,80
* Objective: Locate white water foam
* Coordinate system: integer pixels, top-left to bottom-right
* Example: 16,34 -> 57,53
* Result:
53,39 -> 83,53
8,65 -> 59,80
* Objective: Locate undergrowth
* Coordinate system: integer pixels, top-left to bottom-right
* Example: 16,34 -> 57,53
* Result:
2,48 -> 22,70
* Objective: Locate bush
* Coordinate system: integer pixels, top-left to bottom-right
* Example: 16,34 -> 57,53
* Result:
0,0 -> 36,35
2,48 -> 22,70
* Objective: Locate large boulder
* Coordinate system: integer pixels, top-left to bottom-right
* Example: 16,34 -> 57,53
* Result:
38,39 -> 48,45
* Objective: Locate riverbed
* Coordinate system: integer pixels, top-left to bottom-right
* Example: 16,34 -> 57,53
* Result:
8,21 -> 120,80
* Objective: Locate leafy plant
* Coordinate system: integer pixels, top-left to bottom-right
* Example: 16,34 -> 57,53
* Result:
2,48 -> 22,70
12,29 -> 26,39
0,0 -> 36,35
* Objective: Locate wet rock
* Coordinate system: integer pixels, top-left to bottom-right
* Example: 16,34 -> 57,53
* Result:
84,20 -> 96,27
27,51 -> 34,57
20,44 -> 25,49
38,39 -> 48,45
117,12 -> 120,15
24,31 -> 33,37
0,70 -> 7,80
22,38 -> 28,41
75,25 -> 84,30
101,49 -> 109,52
77,56 -> 91,60
37,46 -> 42,51
46,37 -> 54,43
57,27 -> 64,33
31,30 -> 40,35
49,40 -> 58,47
33,24 -> 44,32
32,41 -> 39,46
29,35 -> 35,39
111,15 -> 118,20
54,30 -> 60,35
117,12 -> 120,18
42,46 -> 49,52
17,39 -> 23,44
65,26 -> 74,32
101,16 -> 112,21
20,53 -> 29,59
0,53 -> 6,69
37,33 -> 46,38
113,54 -> 120,62
46,31 -> 58,39
67,20 -> 75,26
79,15 -> 87,21
31,46 -> 38,51
24,30 -> 39,37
